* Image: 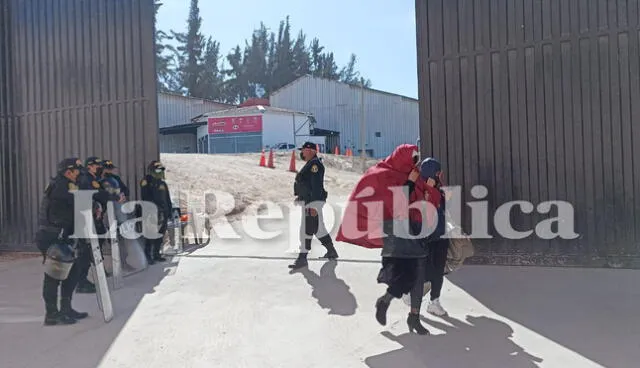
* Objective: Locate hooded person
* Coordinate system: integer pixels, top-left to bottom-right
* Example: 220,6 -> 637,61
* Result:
418,157 -> 449,316
336,144 -> 439,334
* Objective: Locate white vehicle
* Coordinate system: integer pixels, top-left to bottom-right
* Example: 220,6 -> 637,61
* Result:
273,143 -> 296,151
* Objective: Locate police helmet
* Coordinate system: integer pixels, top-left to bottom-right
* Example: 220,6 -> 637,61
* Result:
57,158 -> 82,174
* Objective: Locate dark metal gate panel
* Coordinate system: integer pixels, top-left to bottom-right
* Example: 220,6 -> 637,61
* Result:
0,0 -> 158,248
416,0 -> 640,268
209,133 -> 262,153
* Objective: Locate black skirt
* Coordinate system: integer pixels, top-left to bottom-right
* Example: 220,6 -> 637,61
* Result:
377,257 -> 423,298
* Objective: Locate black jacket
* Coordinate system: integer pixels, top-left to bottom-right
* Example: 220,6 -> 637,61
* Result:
77,169 -> 111,207
140,174 -> 172,221
380,180 -> 429,259
294,156 -> 328,204
37,175 -> 77,236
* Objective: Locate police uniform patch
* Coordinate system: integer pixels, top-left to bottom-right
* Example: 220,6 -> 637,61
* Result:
311,165 -> 318,173
140,179 -> 147,187
92,181 -> 100,189
68,182 -> 78,192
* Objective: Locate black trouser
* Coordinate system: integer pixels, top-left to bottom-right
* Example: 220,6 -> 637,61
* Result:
41,243 -> 81,314
379,257 -> 426,310
76,241 -> 93,285
426,239 -> 449,300
299,205 -> 333,252
145,219 -> 168,258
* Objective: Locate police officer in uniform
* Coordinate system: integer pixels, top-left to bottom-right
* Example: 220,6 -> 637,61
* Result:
289,142 -> 339,270
140,160 -> 172,264
102,159 -> 129,201
75,156 -> 111,293
36,158 -> 89,325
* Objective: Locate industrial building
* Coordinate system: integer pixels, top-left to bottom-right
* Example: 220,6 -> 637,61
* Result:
269,75 -> 419,158
192,105 -> 324,154
158,93 -> 232,153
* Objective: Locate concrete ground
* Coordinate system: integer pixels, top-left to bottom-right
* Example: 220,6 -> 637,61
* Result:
1,218 -> 638,368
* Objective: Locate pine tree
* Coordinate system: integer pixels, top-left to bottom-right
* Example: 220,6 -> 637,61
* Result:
222,46 -> 249,103
171,0 -> 206,96
154,1 -> 178,91
200,37 -> 224,100
339,53 -> 371,87
291,30 -> 310,78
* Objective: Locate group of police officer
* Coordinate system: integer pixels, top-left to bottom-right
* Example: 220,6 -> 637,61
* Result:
36,157 -> 172,326
36,141 -> 333,326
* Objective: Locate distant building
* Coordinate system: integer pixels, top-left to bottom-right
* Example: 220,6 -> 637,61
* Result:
191,105 -> 324,154
158,92 -> 232,153
269,75 -> 419,158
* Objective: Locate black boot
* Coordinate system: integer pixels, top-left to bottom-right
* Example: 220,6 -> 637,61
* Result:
407,313 -> 429,335
44,304 -> 76,326
375,296 -> 391,326
61,298 -> 88,320
288,253 -> 308,270
320,244 -> 339,260
153,253 -> 167,262
75,280 -> 96,294
146,252 -> 155,265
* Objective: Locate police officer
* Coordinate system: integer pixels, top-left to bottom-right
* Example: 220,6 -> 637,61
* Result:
36,158 -> 88,326
75,156 -> 111,293
289,142 -> 339,270
102,159 -> 129,201
140,160 -> 172,264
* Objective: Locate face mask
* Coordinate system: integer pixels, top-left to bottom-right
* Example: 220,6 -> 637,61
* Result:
299,152 -> 304,160
96,167 -> 104,177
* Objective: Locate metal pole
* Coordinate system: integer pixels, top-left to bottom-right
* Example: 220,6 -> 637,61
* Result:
360,81 -> 366,172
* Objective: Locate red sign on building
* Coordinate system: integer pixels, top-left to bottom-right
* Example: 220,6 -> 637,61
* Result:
207,115 -> 263,134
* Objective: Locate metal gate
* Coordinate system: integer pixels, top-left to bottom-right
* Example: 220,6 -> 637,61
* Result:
416,0 -> 640,268
208,134 -> 262,154
0,0 -> 158,249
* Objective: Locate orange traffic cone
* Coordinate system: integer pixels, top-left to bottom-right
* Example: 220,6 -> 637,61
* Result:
259,149 -> 266,167
334,146 -> 340,155
267,148 -> 275,168
346,148 -> 352,156
288,150 -> 296,172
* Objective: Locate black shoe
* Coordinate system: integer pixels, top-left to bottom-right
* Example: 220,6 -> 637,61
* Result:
146,255 -> 155,265
44,312 -> 77,326
76,282 -> 96,294
153,255 -> 166,262
61,298 -> 88,320
375,296 -> 390,326
407,313 -> 429,335
62,307 -> 88,320
288,254 -> 308,270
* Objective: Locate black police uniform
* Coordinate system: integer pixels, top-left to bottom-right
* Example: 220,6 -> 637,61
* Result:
289,142 -> 338,269
75,157 -> 111,293
140,167 -> 172,264
102,160 -> 129,198
36,158 -> 88,325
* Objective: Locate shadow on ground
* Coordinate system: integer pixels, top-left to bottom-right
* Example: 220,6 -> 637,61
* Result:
0,252 -> 180,368
289,260 -> 358,316
365,315 -> 543,368
444,266 -> 640,368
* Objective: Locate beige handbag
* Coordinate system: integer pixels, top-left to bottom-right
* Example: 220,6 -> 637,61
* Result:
445,221 -> 474,273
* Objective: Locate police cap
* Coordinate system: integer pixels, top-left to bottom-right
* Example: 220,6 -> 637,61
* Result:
57,158 -> 82,173
103,159 -> 117,169
298,141 -> 317,150
85,156 -> 103,166
147,160 -> 165,172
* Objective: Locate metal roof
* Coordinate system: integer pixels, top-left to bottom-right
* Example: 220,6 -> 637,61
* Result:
193,105 -> 311,123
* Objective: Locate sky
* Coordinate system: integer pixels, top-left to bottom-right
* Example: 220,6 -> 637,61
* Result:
156,0 -> 418,99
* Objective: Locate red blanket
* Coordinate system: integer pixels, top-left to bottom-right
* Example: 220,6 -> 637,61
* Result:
336,144 -> 439,249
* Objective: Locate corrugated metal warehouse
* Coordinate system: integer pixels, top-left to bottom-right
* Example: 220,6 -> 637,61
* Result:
0,0 -> 158,248
416,0 -> 640,268
158,93 -> 232,153
269,75 -> 419,158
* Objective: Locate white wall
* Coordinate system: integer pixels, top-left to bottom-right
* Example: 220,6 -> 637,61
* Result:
197,124 -> 208,140
262,111 -> 311,148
